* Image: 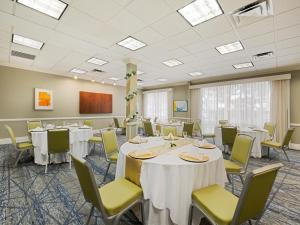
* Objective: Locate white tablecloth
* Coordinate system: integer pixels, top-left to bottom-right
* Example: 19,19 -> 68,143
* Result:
115,137 -> 227,225
157,122 -> 183,135
214,127 -> 269,158
31,127 -> 93,165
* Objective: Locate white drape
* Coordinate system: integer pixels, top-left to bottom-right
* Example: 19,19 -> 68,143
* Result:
199,81 -> 271,133
143,90 -> 171,122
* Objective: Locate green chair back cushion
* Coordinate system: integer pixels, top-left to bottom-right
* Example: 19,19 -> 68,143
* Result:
27,121 -> 42,131
282,128 -> 294,147
263,122 -> 275,138
47,129 -> 70,154
102,130 -> 119,154
183,122 -> 194,136
230,135 -> 254,166
83,120 -> 93,127
163,127 -> 177,136
5,125 -> 16,145
221,127 -> 237,146
143,121 -> 154,136
113,118 -> 120,128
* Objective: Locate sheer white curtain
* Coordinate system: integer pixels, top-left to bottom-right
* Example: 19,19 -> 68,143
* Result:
200,81 -> 271,133
143,90 -> 170,122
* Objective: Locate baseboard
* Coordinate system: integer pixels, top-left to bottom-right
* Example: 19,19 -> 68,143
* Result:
0,136 -> 29,145
290,143 -> 300,150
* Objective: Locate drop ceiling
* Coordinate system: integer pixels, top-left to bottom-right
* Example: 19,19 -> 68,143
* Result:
0,0 -> 300,87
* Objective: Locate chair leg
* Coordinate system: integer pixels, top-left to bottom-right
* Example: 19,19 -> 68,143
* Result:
188,204 -> 194,225
86,206 -> 94,225
14,151 -> 24,167
103,162 -> 111,182
239,174 -> 244,185
226,173 -> 232,184
248,219 -> 253,225
282,148 -> 290,162
231,175 -> 235,194
69,153 -> 72,170
140,202 -> 144,225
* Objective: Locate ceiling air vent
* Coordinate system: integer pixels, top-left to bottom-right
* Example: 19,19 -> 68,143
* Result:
137,78 -> 143,82
11,50 -> 36,60
252,51 -> 274,60
92,68 -> 105,73
231,0 -> 273,26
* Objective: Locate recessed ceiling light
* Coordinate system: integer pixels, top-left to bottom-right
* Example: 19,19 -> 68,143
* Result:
87,57 -> 108,66
178,0 -> 223,27
74,76 -> 78,80
12,34 -> 44,50
216,41 -> 244,54
158,78 -> 168,82
113,82 -> 117,86
117,36 -> 146,51
233,62 -> 254,69
101,81 -> 105,84
16,0 -> 68,20
162,59 -> 183,67
188,71 -> 203,77
91,80 -> 95,82
252,51 -> 274,60
109,77 -> 120,81
70,68 -> 87,74
137,70 -> 144,75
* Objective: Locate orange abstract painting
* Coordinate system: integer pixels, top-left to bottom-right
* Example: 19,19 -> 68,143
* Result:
35,88 -> 53,110
38,92 -> 51,106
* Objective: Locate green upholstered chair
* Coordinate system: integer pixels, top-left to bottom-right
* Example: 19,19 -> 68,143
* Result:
84,120 -> 93,127
5,125 -> 33,167
46,129 -> 70,173
101,130 -> 119,182
143,121 -> 154,137
261,128 -> 294,161
155,124 -> 162,136
162,127 -> 177,136
183,122 -> 194,137
113,117 -> 126,135
224,134 -> 255,193
193,120 -> 201,136
188,163 -> 283,225
71,155 -> 144,225
27,120 -> 42,131
221,127 -> 238,154
263,122 -> 276,141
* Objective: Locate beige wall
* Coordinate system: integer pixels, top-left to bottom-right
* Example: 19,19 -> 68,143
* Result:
172,85 -> 191,118
0,65 -> 126,139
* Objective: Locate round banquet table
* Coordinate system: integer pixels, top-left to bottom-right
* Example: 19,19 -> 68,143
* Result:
115,137 -> 227,225
156,122 -> 183,135
31,126 -> 93,165
214,127 -> 269,158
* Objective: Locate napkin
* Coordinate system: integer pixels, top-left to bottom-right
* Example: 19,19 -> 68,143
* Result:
167,133 -> 175,140
129,136 -> 148,144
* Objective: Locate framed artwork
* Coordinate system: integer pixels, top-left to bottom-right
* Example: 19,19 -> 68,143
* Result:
174,100 -> 188,112
34,88 -> 53,110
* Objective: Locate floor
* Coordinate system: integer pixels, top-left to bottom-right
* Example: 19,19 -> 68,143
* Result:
0,135 -> 299,225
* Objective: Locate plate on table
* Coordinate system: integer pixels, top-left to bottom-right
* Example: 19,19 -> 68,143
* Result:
129,139 -> 148,144
193,143 -> 216,149
178,152 -> 209,163
128,151 -> 158,160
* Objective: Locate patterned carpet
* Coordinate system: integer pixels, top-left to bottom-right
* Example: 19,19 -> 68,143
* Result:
0,135 -> 299,225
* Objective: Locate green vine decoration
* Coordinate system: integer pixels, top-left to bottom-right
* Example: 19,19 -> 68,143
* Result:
125,90 -> 138,102
125,112 -> 139,122
124,71 -> 137,80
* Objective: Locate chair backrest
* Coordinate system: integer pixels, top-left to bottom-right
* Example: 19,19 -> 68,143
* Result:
219,120 -> 229,126
282,128 -> 295,147
183,122 -> 194,136
230,134 -> 254,170
263,122 -> 276,139
5,125 -> 17,146
71,155 -> 106,213
143,121 -> 154,136
163,127 -> 177,136
221,127 -> 237,146
231,163 -> 283,225
193,120 -> 201,132
113,117 -> 120,128
27,120 -> 42,131
102,129 -> 119,155
47,129 -> 70,154
156,124 -> 162,134
83,120 -> 93,127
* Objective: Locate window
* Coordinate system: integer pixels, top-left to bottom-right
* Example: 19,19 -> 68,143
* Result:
200,81 -> 271,133
143,91 -> 169,122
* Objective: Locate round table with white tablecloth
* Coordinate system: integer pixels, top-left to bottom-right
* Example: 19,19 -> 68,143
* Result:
31,126 -> 93,165
214,127 -> 269,158
156,122 -> 183,135
115,137 -> 227,225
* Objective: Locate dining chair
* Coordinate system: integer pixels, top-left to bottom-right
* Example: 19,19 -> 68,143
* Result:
143,121 -> 154,137
224,134 -> 255,193
156,124 -> 162,135
162,127 -> 177,136
263,122 -> 276,141
261,128 -> 295,161
27,120 -> 42,131
183,122 -> 194,137
192,120 -> 201,136
84,120 -> 93,127
5,125 -> 33,167
219,120 -> 229,126
188,163 -> 283,225
221,127 -> 238,154
198,122 -> 216,143
101,130 -> 119,182
72,155 -> 144,225
113,117 -> 126,135
46,129 -> 70,173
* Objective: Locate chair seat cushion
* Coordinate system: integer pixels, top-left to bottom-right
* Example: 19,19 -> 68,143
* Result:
224,159 -> 242,173
108,152 -> 118,161
261,140 -> 281,149
89,136 -> 102,142
99,178 -> 142,216
203,133 -> 215,138
17,142 -> 33,150
192,184 -> 238,225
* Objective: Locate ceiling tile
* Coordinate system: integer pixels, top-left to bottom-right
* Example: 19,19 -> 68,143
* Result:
275,7 -> 300,30
183,39 -> 213,54
242,32 -> 275,49
237,18 -> 274,40
218,0 -> 255,13
277,45 -> 300,57
275,23 -> 300,41
273,0 -> 300,15
0,0 -> 14,14
133,27 -> 164,45
209,31 -> 240,46
276,36 -> 300,50
170,29 -> 202,47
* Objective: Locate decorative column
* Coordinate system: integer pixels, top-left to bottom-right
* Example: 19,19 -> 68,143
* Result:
125,63 -> 138,139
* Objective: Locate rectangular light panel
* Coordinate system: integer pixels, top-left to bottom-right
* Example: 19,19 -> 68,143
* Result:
188,71 -> 203,77
162,59 -> 183,67
17,0 -> 68,20
117,37 -> 146,51
87,57 -> 108,66
233,62 -> 254,69
178,0 -> 223,26
12,34 -> 44,50
216,41 -> 244,54
109,77 -> 120,81
70,68 -> 87,74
